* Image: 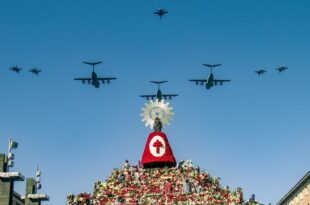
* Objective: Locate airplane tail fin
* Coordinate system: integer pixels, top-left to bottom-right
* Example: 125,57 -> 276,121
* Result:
150,80 -> 168,85
203,64 -> 222,68
83,61 -> 102,66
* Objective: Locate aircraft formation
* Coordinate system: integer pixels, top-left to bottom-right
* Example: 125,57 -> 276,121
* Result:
255,65 -> 288,76
9,66 -> 42,75
6,8 -> 289,98
70,60 -> 287,104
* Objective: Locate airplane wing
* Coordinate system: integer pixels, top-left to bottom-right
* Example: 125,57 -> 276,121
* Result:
189,79 -> 208,85
162,94 -> 178,100
255,70 -> 266,74
213,79 -> 231,85
10,67 -> 22,71
30,69 -> 41,72
74,78 -> 92,84
97,77 -> 117,84
140,95 -> 157,100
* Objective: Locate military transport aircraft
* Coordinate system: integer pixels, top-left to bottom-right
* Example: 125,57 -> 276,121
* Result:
74,61 -> 117,88
276,65 -> 288,73
29,68 -> 42,75
189,64 -> 231,90
255,69 -> 267,75
140,81 -> 178,101
9,66 -> 22,73
154,9 -> 168,18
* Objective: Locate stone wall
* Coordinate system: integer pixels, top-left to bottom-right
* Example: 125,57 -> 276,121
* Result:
278,172 -> 310,205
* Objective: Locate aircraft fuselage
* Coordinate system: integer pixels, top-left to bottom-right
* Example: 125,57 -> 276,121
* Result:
206,73 -> 214,89
91,71 -> 100,88
156,89 -> 163,101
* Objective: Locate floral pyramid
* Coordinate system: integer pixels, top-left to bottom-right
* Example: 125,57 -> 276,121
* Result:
67,160 -> 249,205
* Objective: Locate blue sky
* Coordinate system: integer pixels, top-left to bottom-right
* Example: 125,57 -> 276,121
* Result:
0,0 -> 309,204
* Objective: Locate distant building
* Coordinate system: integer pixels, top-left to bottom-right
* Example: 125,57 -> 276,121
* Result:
13,192 -> 24,205
277,171 -> 310,205
0,153 -> 49,205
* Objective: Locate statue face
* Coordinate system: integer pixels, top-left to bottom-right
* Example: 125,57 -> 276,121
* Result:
153,117 -> 162,131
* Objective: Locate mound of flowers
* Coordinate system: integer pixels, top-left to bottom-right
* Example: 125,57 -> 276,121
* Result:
67,160 -> 258,205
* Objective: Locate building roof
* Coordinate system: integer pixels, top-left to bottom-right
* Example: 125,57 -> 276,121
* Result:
13,191 -> 25,204
277,171 -> 310,205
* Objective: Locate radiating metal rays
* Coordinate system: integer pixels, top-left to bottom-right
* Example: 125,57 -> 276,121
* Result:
141,99 -> 174,129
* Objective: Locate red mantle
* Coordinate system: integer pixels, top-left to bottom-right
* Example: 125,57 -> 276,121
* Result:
141,131 -> 176,168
